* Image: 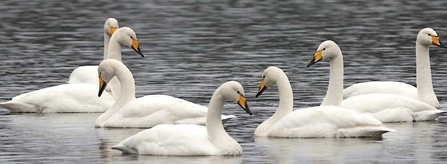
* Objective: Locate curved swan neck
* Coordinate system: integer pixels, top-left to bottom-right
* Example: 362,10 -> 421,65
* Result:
107,37 -> 122,62
321,55 -> 344,106
206,89 -> 233,145
103,32 -> 110,60
416,42 -> 437,103
271,72 -> 294,120
95,64 -> 135,126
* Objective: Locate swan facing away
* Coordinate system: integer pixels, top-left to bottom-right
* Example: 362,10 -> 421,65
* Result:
343,28 -> 447,108
307,40 -> 445,122
111,81 -> 252,156
95,59 -> 236,128
68,18 -> 119,85
254,66 -> 394,138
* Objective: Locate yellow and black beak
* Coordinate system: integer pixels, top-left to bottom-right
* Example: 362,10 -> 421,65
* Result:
256,79 -> 268,98
98,76 -> 108,97
237,94 -> 252,115
110,27 -> 117,36
432,36 -> 447,48
131,39 -> 144,57
307,50 -> 323,67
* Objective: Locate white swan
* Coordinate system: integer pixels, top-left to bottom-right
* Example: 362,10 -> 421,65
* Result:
343,28 -> 447,108
111,80 -> 252,155
0,83 -> 115,113
68,18 -> 119,85
307,40 -> 445,122
68,20 -> 143,99
95,59 -> 237,128
254,66 -> 394,138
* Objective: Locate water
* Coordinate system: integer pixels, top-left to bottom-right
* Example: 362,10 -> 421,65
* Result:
1,0 -> 447,163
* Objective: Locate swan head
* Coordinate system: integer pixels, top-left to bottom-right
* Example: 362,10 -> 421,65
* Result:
417,28 -> 447,48
220,81 -> 252,115
256,66 -> 283,98
307,40 -> 342,67
104,18 -> 119,36
112,27 -> 144,57
97,59 -> 123,97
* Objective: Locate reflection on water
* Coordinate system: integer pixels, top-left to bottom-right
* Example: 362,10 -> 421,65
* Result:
1,0 -> 447,163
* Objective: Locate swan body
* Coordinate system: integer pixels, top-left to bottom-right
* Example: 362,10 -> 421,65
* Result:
68,18 -> 119,86
307,40 -> 445,122
341,93 -> 443,122
95,59 -> 236,128
111,81 -> 252,155
343,28 -> 447,108
254,66 -> 393,138
0,84 -> 115,113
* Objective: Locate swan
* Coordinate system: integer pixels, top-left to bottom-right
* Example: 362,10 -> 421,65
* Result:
254,66 -> 394,138
0,83 -> 115,113
68,18 -> 119,85
68,19 -> 144,99
111,80 -> 252,155
0,27 -> 144,113
307,40 -> 445,122
343,28 -> 447,108
95,59 -> 237,128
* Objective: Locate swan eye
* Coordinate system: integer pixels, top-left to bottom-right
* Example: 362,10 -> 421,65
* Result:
130,36 -> 134,39
237,91 -> 240,94
322,48 -> 326,50
428,34 -> 431,36
262,75 -> 265,79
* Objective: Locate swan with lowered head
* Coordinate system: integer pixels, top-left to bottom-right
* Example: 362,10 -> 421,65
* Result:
343,28 -> 447,108
307,40 -> 445,122
111,81 -> 252,155
254,66 -> 394,138
95,59 -> 237,128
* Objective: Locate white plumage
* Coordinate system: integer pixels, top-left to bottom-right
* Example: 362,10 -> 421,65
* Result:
111,81 -> 252,155
95,59 -> 236,128
307,40 -> 445,122
343,28 -> 447,108
254,66 -> 394,138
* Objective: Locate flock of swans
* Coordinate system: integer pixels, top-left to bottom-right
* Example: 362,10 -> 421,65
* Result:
0,18 -> 446,156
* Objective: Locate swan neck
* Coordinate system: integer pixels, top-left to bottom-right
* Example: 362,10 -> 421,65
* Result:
416,42 -> 437,103
271,73 -> 294,121
95,65 -> 135,126
107,38 -> 122,61
321,55 -> 343,106
103,32 -> 110,60
206,89 -> 233,145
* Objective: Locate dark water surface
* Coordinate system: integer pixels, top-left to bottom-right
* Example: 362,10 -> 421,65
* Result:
1,0 -> 447,163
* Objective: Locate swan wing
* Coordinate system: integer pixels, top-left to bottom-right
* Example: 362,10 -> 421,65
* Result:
0,84 -> 114,113
343,81 -> 419,100
267,106 -> 393,138
104,95 -> 233,128
112,124 -> 218,155
341,93 -> 441,122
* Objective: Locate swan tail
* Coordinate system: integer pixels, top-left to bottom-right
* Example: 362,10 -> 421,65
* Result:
0,101 -> 39,113
221,115 -> 236,124
413,110 -> 445,121
337,126 -> 396,138
111,144 -> 138,154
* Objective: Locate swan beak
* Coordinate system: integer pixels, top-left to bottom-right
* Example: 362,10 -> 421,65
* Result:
432,36 -> 447,48
307,50 -> 323,67
110,27 -> 117,36
98,76 -> 108,97
256,79 -> 268,98
237,95 -> 252,115
131,39 -> 144,57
